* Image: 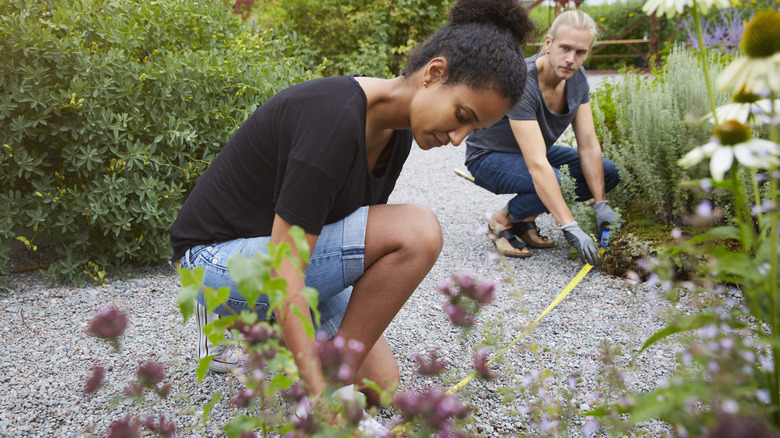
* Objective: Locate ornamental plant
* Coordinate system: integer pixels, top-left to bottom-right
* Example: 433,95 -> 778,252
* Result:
83,226 -> 506,436
266,0 -> 454,78
0,0 -> 312,284
589,5 -> 780,434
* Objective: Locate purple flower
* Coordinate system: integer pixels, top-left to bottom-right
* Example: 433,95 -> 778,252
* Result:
123,382 -> 143,398
155,383 -> 171,399
437,279 -> 454,297
696,201 -> 713,218
316,333 -> 364,384
452,270 -> 476,290
282,383 -> 308,403
582,416 -> 599,437
394,387 -> 469,431
136,361 -> 165,388
233,320 -> 280,346
84,365 -> 105,394
233,389 -> 256,408
106,415 -> 140,438
465,280 -> 497,306
411,345 -> 447,376
473,347 -> 497,380
443,303 -> 474,327
141,414 -> 177,438
87,306 -> 128,340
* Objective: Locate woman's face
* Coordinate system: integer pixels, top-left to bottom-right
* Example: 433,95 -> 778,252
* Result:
410,82 -> 511,150
545,26 -> 594,80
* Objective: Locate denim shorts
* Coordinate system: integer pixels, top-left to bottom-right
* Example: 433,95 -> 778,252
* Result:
177,206 -> 368,339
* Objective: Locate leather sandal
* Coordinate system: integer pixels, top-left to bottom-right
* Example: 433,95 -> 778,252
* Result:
512,220 -> 555,249
489,225 -> 532,258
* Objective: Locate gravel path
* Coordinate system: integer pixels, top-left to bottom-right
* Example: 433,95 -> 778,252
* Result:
0,144 -> 677,437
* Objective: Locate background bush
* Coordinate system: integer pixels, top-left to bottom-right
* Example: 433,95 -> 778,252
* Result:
0,0 -> 313,283
526,0 -> 681,71
256,0 -> 454,78
581,0 -> 680,70
592,46 -> 729,224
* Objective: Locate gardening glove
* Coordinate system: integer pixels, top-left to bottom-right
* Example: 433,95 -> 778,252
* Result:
560,221 -> 599,266
591,200 -> 621,235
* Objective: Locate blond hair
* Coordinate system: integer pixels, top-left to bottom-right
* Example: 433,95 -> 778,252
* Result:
546,10 -> 598,49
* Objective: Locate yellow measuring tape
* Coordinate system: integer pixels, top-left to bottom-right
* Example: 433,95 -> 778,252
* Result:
391,244 -> 604,435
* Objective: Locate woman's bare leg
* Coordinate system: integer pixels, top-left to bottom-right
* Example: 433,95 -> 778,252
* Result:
335,203 -> 442,404
353,335 -> 398,407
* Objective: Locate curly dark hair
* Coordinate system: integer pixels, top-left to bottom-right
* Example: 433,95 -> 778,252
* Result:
402,0 -> 535,106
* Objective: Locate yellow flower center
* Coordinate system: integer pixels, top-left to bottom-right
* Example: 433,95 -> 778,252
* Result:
742,9 -> 780,58
715,120 -> 751,145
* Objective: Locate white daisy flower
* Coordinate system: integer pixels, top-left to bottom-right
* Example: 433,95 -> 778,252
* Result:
717,9 -> 780,95
679,120 -> 780,181
717,54 -> 780,95
641,0 -> 729,19
702,98 -> 779,125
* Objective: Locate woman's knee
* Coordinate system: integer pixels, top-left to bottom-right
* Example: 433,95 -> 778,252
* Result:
366,204 -> 443,260
401,204 -> 443,255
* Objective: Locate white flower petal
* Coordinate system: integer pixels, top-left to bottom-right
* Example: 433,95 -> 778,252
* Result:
679,141 -> 719,168
704,103 -> 751,124
718,56 -> 780,95
717,57 -> 751,92
698,0 -> 731,13
709,146 -> 734,181
679,146 -> 707,168
642,0 -> 692,18
733,144 -> 766,168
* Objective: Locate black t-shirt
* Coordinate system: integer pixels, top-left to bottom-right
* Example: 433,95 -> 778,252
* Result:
464,54 -> 590,167
170,76 -> 413,261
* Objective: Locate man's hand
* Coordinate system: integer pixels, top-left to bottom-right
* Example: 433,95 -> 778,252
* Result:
560,221 -> 599,266
591,200 -> 620,235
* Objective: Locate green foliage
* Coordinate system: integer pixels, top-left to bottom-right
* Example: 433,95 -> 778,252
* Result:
273,0 -> 454,78
0,0 -> 313,283
592,46 -> 730,225
581,0 -> 682,71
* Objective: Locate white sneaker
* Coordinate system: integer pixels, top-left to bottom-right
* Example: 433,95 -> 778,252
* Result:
333,385 -> 390,437
196,302 -> 239,373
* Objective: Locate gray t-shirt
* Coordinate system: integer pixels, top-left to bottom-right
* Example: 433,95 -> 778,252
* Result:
465,53 -> 590,167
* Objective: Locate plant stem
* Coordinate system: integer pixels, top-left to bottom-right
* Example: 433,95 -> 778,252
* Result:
751,168 -> 764,229
691,2 -> 719,125
770,166 -> 780,425
731,165 -> 754,251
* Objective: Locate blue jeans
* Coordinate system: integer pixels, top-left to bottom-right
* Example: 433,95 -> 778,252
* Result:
176,206 -> 369,339
468,146 -> 620,221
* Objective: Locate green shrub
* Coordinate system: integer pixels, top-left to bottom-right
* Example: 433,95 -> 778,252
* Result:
592,46 -> 730,225
0,0 -> 313,283
273,0 -> 454,78
581,0 -> 681,70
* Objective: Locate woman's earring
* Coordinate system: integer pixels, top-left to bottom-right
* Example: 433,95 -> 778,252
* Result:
546,50 -> 550,55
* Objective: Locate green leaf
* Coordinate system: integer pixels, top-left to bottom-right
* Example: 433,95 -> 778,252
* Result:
290,305 -> 315,339
267,373 -> 294,394
634,312 -> 718,358
224,415 -> 258,438
202,285 -> 230,313
683,225 -> 740,246
201,391 -> 222,425
301,286 -> 321,326
228,252 -> 272,311
197,356 -> 214,384
176,267 -> 205,325
289,225 -> 310,264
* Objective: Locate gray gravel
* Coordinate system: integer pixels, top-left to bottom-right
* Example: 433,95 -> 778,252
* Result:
0,144 -> 677,437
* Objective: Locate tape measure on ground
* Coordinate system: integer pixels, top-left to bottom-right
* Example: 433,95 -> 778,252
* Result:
391,241 -> 607,435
